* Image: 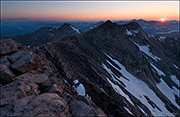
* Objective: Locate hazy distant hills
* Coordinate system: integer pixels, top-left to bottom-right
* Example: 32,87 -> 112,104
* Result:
1,19 -> 179,38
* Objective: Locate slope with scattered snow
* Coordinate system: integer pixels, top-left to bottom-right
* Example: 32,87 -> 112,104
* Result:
102,54 -> 173,116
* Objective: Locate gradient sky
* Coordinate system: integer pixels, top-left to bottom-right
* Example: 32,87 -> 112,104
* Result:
1,1 -> 179,21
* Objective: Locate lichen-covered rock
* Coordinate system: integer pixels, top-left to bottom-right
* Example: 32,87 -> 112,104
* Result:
0,64 -> 15,84
0,93 -> 70,116
0,80 -> 40,106
11,51 -> 40,73
0,39 -> 18,56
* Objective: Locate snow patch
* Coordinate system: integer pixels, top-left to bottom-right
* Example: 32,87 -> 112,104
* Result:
73,80 -> 79,84
134,42 -> 161,61
149,34 -> 155,38
170,75 -> 179,86
150,63 -> 165,76
157,78 -> 179,108
132,30 -> 139,33
63,79 -> 68,83
73,80 -> 85,96
124,107 -> 134,115
100,88 -> 106,93
75,84 -> 86,96
173,64 -> 179,69
70,25 -> 81,34
138,106 -> 148,116
73,80 -> 92,100
159,36 -> 166,40
126,29 -> 133,36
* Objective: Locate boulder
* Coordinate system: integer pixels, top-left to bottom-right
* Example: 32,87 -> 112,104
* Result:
0,93 -> 70,116
69,96 -> 106,117
0,39 -> 18,56
11,51 -> 40,73
0,64 -> 15,84
0,80 -> 40,106
8,51 -> 26,63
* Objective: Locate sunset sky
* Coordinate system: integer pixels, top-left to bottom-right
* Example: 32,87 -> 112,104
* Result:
1,1 -> 179,21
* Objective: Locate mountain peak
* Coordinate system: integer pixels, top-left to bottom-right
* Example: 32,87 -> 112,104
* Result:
99,20 -> 117,28
126,22 -> 141,29
104,20 -> 113,25
61,23 -> 71,28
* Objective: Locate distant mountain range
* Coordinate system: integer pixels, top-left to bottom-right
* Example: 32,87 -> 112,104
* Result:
1,19 -> 179,38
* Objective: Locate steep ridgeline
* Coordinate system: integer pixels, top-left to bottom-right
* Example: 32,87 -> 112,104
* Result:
1,20 -> 179,117
13,23 -> 81,47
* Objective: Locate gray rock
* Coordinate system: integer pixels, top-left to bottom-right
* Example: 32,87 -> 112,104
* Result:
69,96 -> 106,117
0,64 -> 15,84
14,72 -> 51,88
0,93 -> 70,116
0,80 -> 39,106
11,51 -> 40,73
0,39 -> 18,56
8,51 -> 26,63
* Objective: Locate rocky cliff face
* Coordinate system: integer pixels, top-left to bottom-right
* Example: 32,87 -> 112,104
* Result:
0,20 -> 179,116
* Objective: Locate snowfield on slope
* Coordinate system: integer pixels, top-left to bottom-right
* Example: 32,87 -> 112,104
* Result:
102,54 -> 174,116
133,42 -> 161,62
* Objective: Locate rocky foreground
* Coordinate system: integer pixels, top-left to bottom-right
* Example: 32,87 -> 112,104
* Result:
0,39 -> 106,116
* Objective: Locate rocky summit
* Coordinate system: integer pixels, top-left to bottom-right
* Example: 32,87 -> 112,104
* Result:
0,20 -> 179,117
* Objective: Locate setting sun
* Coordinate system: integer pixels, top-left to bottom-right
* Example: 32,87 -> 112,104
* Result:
160,18 -> 166,22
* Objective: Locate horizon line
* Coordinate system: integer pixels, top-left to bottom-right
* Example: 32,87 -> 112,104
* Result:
1,18 -> 180,22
